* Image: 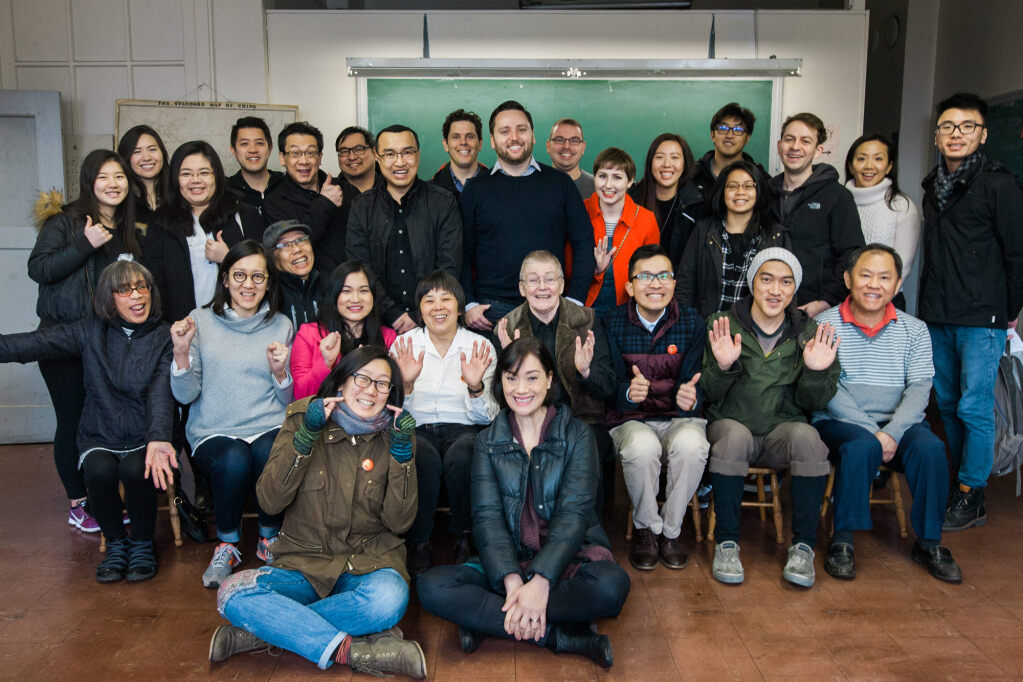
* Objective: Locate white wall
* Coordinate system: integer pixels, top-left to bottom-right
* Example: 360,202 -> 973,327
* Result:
266,9 -> 868,176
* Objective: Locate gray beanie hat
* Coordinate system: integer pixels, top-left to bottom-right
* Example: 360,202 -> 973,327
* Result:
747,247 -> 803,290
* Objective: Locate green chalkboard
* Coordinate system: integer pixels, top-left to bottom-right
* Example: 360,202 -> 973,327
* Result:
367,78 -> 774,183
987,96 -> 1023,181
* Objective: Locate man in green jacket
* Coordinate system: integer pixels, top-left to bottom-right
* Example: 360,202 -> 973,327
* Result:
702,247 -> 840,588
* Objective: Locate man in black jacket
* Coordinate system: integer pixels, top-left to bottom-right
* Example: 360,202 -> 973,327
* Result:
769,113 -> 864,317
262,122 -> 347,274
226,116 -> 284,214
920,92 -> 1023,531
263,219 -> 323,331
335,126 -> 385,197
431,109 -> 488,195
347,124 -> 463,334
692,102 -> 770,204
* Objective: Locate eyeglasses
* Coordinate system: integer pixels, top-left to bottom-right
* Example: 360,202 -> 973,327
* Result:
549,136 -> 583,146
521,275 -> 563,289
725,182 -> 757,192
274,235 -> 311,250
714,124 -> 748,136
113,283 -> 152,297
285,149 -> 321,159
338,145 -> 370,158
378,149 -> 419,163
230,271 -> 267,284
178,170 -> 214,180
352,373 -> 393,393
936,121 -> 984,136
632,271 -> 674,284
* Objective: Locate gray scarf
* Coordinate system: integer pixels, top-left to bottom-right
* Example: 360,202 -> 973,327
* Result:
935,149 -> 985,210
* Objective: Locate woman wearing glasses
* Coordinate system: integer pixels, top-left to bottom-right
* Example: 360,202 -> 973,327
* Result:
170,240 -> 294,589
1,259 -> 175,583
843,133 -> 920,309
209,345 -> 427,678
676,159 -> 788,318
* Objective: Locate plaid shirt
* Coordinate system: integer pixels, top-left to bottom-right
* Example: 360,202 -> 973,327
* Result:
718,228 -> 759,310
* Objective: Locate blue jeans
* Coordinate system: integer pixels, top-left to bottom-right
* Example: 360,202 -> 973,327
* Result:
928,324 -> 1006,488
217,566 -> 408,669
816,420 -> 948,542
192,430 -> 282,542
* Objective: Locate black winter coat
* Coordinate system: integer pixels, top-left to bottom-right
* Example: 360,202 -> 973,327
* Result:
691,150 -> 771,208
227,169 -> 285,214
769,164 -> 864,306
141,204 -> 263,324
0,316 -> 174,453
262,170 -> 350,275
471,406 -> 610,591
675,216 -> 789,318
919,156 -> 1023,328
279,269 -> 325,330
630,180 -> 708,269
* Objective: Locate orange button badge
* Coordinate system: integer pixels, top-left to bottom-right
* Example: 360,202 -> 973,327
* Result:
361,458 -> 374,472
667,344 -> 678,355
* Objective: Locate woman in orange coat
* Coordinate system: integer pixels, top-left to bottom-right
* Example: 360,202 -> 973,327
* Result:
582,148 -> 660,316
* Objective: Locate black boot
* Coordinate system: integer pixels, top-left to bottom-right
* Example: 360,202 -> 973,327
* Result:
458,625 -> 486,653
126,538 -> 158,582
96,536 -> 130,583
943,486 -> 986,531
545,623 -> 613,668
453,532 -> 474,565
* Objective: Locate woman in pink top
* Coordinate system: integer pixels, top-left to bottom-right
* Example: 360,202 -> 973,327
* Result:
290,261 -> 396,399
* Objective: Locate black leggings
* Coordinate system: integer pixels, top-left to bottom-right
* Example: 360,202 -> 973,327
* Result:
38,354 -> 87,500
82,449 -> 157,542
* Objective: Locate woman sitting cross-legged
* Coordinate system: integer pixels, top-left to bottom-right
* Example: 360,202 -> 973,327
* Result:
209,346 -> 427,678
417,337 -> 630,668
0,259 -> 175,582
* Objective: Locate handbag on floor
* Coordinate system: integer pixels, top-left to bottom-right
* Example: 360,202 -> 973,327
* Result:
173,490 -> 211,543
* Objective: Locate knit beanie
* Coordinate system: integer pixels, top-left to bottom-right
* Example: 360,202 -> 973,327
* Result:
747,247 -> 803,290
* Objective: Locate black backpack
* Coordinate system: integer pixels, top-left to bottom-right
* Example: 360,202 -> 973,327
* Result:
993,339 -> 1023,495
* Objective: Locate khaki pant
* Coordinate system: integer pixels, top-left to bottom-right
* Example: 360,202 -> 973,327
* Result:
706,419 -> 831,478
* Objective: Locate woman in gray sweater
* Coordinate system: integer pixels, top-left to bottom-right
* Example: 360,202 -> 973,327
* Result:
170,240 -> 294,589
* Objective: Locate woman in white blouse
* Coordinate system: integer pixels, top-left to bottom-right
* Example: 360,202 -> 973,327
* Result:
391,271 -> 498,575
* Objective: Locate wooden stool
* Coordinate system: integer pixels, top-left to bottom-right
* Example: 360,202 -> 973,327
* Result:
821,465 -> 908,538
707,467 -> 784,544
625,494 -> 703,543
100,483 -> 183,552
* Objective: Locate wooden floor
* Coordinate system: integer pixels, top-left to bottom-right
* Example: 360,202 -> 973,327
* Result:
2,439 -> 1023,680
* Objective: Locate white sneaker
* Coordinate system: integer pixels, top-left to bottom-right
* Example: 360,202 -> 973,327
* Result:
783,542 -> 816,587
712,541 -> 744,584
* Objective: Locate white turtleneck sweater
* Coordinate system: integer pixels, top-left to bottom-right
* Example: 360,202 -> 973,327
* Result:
845,177 -> 921,280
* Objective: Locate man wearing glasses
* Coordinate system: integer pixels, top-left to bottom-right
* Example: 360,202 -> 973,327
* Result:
604,245 -> 708,572
347,125 -> 462,334
919,92 -> 1023,531
692,102 -> 770,204
263,122 -> 348,274
546,118 -> 595,198
263,220 -> 323,331
431,109 -> 488,196
335,126 -> 385,197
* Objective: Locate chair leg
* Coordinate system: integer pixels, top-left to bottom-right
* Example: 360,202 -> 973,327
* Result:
166,484 -> 183,547
821,469 -> 835,518
100,535 -> 106,553
769,472 -> 784,544
690,494 -> 702,543
889,473 -> 908,538
625,507 -> 634,541
707,499 -> 716,543
756,473 -> 767,522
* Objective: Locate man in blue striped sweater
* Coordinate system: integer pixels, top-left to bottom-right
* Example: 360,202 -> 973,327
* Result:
813,244 -> 961,583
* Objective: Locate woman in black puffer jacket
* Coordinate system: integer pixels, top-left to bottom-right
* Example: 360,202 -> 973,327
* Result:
1,259 -> 175,583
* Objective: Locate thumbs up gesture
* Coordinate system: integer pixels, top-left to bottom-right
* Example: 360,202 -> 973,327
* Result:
205,230 -> 229,263
675,372 -> 702,411
628,365 -> 651,404
320,173 -> 343,207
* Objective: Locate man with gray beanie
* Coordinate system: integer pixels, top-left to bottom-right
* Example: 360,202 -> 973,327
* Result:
701,247 -> 841,588
264,219 -> 324,330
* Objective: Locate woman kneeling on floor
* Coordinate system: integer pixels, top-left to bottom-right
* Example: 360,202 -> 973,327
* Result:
0,258 -> 176,582
210,345 -> 427,678
417,337 -> 630,668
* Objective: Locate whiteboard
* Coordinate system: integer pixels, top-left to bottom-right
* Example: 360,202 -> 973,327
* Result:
115,99 -> 300,175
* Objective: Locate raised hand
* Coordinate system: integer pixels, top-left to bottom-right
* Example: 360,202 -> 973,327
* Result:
803,321 -> 840,371
83,215 -> 113,248
267,341 -> 290,381
319,173 -> 343,207
170,316 -> 197,367
628,365 -> 651,404
496,317 -> 521,349
144,441 -> 178,490
465,305 -> 493,332
708,316 -> 742,371
574,330 -> 596,379
391,336 -> 425,392
204,230 -> 229,263
593,236 -> 617,274
675,372 -> 702,411
319,331 -> 342,368
460,340 -> 493,393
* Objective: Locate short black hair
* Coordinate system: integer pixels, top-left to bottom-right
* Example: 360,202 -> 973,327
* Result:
443,109 -> 483,140
315,344 -> 405,407
492,337 -> 557,410
375,124 -> 420,150
414,270 -> 465,326
207,239 -> 281,324
711,102 -> 756,135
628,244 -> 670,278
489,100 -> 533,135
335,126 -> 374,153
936,92 -> 988,123
710,159 -> 771,233
231,116 -> 272,148
278,121 -> 323,153
93,259 -> 161,322
845,242 -> 904,280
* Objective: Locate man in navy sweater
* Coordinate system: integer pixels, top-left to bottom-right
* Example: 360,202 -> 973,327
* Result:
460,100 -> 596,334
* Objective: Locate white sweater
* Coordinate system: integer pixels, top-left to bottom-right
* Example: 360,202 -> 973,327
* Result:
845,178 -> 921,280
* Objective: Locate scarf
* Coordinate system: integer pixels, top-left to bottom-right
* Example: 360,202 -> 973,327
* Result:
935,149 -> 985,209
330,399 -> 391,435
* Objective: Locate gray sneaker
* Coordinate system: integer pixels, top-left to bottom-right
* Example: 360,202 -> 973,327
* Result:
712,541 -> 744,584
203,542 -> 242,589
209,625 -> 268,662
783,542 -> 816,587
349,630 -> 427,679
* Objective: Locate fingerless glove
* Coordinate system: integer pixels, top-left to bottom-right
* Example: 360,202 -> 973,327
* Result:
293,399 -> 328,456
389,410 -> 416,463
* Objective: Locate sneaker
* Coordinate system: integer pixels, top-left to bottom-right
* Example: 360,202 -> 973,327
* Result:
349,630 -> 427,679
203,542 -> 242,589
126,538 -> 158,582
123,512 -> 131,525
943,487 -> 987,531
96,536 -> 130,583
783,542 -> 816,588
69,500 -> 100,533
712,541 -> 744,584
209,624 -> 269,662
256,536 -> 277,564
